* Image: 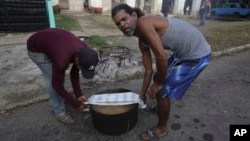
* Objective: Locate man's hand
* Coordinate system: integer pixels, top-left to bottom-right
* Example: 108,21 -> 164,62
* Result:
147,83 -> 163,99
77,96 -> 88,112
140,94 -> 147,103
77,103 -> 88,112
77,95 -> 87,102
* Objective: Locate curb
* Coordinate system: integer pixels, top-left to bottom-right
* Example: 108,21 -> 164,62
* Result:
212,44 -> 250,57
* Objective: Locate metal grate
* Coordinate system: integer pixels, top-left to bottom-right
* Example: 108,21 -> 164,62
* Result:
0,0 -> 49,32
99,46 -> 130,62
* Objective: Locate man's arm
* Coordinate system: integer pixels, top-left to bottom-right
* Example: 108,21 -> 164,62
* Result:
52,64 -> 82,109
70,64 -> 83,98
70,63 -> 87,105
139,41 -> 153,102
137,17 -> 169,99
137,17 -> 168,85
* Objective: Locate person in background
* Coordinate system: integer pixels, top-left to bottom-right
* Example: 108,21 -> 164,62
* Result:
84,0 -> 89,12
27,28 -> 99,124
199,0 -> 211,26
184,0 -> 192,15
161,0 -> 172,17
111,4 -> 211,140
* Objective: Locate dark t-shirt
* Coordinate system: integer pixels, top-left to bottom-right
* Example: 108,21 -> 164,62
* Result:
27,28 -> 87,108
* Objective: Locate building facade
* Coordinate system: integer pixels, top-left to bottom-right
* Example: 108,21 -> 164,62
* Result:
55,0 -> 204,17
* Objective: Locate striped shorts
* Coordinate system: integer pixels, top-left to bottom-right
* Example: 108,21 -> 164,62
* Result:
153,53 -> 211,100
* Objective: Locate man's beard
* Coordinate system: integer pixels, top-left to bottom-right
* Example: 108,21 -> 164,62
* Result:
124,24 -> 136,37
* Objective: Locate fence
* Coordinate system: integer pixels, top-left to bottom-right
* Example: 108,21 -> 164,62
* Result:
0,0 -> 50,32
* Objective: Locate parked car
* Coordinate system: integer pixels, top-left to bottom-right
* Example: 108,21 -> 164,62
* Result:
210,3 -> 250,18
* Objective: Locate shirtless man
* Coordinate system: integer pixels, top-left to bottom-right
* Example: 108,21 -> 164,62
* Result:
111,4 -> 211,140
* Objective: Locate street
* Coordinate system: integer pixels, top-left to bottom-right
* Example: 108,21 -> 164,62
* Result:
0,49 -> 249,141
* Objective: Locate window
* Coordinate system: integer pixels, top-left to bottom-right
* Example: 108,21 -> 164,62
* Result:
229,4 -> 236,8
240,4 -> 247,8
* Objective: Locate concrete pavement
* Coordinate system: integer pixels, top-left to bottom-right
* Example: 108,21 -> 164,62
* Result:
1,11 -> 250,140
0,48 -> 250,141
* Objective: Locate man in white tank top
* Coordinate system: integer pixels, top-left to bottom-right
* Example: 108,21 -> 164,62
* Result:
112,4 -> 211,141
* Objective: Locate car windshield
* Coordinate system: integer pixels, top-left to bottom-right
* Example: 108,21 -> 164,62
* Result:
240,4 -> 247,8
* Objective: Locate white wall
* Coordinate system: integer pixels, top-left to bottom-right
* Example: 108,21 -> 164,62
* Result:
173,0 -> 185,15
126,0 -> 136,7
191,0 -> 202,17
89,0 -> 102,7
152,0 -> 163,15
137,0 -> 145,9
102,0 -> 112,12
52,0 -> 59,5
58,0 -> 201,17
69,0 -> 84,11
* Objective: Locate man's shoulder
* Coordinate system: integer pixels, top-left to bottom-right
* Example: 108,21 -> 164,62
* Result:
138,15 -> 164,23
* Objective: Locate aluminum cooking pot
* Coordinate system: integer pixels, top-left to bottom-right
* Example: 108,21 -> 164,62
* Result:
88,88 -> 139,135
88,88 -> 138,115
90,103 -> 138,115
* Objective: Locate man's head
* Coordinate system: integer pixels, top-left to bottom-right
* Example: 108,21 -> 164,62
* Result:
111,4 -> 144,37
111,3 -> 134,18
77,47 -> 99,79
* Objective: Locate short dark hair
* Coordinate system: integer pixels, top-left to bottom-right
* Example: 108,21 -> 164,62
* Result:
111,3 -> 145,18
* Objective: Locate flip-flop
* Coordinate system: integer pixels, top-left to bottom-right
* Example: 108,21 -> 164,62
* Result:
145,105 -> 158,113
140,128 -> 168,141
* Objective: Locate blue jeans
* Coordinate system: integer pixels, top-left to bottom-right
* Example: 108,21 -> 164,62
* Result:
28,51 -> 65,116
162,7 -> 170,17
162,10 -> 169,17
199,8 -> 208,25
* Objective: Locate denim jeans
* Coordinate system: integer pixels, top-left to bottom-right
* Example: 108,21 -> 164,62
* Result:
199,8 -> 208,25
28,51 -> 65,116
162,10 -> 169,17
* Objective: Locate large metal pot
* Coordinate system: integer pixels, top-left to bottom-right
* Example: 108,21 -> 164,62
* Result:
89,88 -> 138,135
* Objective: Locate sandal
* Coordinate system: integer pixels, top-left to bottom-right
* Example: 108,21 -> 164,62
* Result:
56,113 -> 74,124
140,128 -> 168,141
145,105 -> 158,113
